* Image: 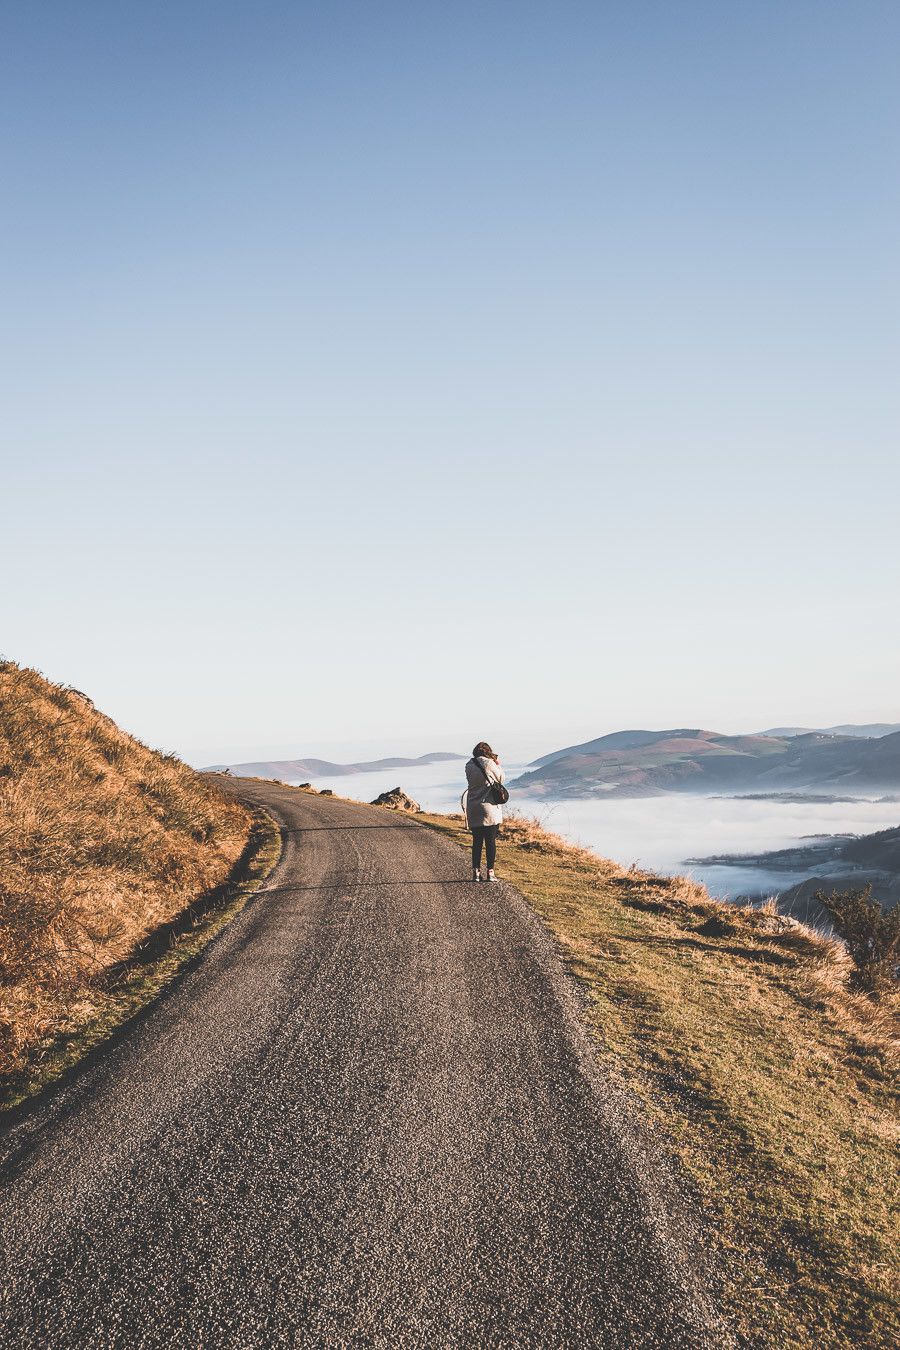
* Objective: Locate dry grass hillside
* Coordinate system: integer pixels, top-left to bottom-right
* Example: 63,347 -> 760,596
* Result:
420,810 -> 900,1348
0,661 -> 253,1089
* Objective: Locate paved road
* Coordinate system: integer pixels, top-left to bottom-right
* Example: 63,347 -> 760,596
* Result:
0,782 -> 728,1348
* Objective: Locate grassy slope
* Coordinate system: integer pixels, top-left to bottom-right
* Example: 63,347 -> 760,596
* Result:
0,662 -> 264,1100
1,808 -> 281,1114
419,811 -> 900,1349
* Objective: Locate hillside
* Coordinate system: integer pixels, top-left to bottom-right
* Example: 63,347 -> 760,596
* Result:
206,751 -> 463,779
0,662 -> 255,1089
514,727 -> 900,798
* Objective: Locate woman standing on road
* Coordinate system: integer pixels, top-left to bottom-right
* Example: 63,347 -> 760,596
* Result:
462,741 -> 506,883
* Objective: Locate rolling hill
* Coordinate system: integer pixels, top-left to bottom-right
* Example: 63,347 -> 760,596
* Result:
513,727 -> 900,798
205,751 -> 464,779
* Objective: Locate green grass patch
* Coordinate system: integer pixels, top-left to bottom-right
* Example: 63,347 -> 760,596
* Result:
419,810 -> 900,1349
1,808 -> 281,1117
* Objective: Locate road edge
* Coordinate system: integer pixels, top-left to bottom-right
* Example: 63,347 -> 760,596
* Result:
412,808 -> 739,1346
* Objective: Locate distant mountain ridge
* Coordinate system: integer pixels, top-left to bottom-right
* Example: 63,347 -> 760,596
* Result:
760,723 -> 900,739
205,751 -> 464,780
513,728 -> 900,799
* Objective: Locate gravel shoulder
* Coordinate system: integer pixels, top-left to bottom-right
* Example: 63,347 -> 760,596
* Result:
0,781 -> 730,1347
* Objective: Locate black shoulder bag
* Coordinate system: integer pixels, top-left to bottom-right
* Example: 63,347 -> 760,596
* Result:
478,759 -> 509,805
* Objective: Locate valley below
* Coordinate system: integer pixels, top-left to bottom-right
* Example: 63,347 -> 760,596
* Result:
687,824 -> 900,923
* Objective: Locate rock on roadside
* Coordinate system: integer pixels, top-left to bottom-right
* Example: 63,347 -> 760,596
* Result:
371,787 -> 421,812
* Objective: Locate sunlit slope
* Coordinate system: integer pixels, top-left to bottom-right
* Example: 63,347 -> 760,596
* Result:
0,662 -> 251,1080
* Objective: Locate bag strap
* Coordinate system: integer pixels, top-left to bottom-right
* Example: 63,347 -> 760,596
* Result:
476,758 -> 493,786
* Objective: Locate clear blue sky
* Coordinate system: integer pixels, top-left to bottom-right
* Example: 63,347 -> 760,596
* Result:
3,2 -> 898,764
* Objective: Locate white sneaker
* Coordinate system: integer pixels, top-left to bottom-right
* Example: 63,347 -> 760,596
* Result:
472,869 -> 482,883
487,869 -> 497,883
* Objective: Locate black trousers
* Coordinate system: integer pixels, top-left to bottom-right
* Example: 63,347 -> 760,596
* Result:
471,824 -> 498,871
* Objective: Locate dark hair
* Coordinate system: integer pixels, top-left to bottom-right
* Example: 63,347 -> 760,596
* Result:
473,741 -> 496,760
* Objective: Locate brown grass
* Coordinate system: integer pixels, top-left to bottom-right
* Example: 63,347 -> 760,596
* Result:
420,809 -> 900,1349
0,661 -> 253,1088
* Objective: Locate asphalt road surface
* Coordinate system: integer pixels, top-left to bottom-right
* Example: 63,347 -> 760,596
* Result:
0,781 -> 730,1348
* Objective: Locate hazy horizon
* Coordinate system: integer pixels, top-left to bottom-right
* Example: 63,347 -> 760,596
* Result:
189,716 -> 900,773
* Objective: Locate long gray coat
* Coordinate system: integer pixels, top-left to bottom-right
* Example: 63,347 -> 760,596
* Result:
462,756 -> 504,828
